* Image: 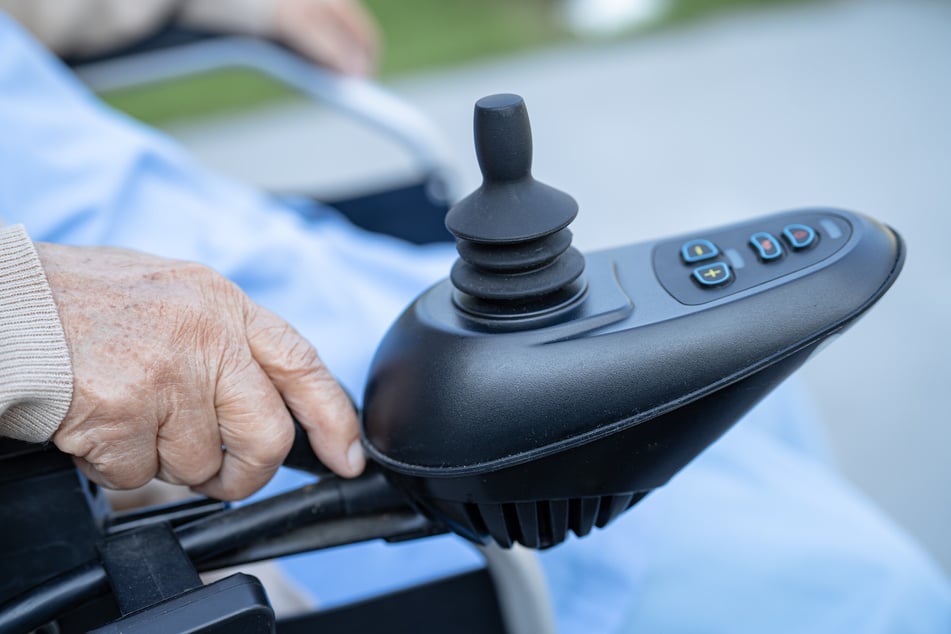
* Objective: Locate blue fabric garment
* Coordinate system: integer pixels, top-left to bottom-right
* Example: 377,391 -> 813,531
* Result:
1,12 -> 948,632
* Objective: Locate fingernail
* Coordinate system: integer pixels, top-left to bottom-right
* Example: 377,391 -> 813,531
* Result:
347,438 -> 366,475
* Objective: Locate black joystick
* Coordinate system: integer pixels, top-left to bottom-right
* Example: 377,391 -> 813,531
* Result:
446,94 -> 586,317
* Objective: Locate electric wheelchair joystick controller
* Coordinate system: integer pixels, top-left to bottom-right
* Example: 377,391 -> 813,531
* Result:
361,93 -> 906,549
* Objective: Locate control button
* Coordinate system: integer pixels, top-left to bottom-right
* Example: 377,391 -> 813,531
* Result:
692,262 -> 732,287
749,232 -> 783,261
782,224 -> 817,250
681,239 -> 719,263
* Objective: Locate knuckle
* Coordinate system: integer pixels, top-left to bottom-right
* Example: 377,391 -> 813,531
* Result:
115,468 -> 154,490
232,425 -> 293,475
265,323 -> 317,367
217,468 -> 272,501
56,413 -> 159,490
216,482 -> 253,502
273,420 -> 296,457
90,451 -> 155,490
248,434 -> 292,470
160,452 -> 222,487
190,458 -> 223,485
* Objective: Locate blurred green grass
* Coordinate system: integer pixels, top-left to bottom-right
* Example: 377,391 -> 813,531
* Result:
102,0 -> 812,126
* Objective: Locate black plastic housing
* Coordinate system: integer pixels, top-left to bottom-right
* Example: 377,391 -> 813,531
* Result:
0,439 -> 108,605
89,574 -> 274,634
362,208 -> 904,548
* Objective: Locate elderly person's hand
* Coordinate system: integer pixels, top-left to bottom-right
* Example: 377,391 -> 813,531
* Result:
273,0 -> 381,76
36,243 -> 364,500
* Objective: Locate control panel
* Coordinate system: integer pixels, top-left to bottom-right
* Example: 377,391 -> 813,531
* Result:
653,211 -> 853,305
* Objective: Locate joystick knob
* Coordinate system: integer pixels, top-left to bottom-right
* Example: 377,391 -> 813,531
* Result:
446,94 -> 586,317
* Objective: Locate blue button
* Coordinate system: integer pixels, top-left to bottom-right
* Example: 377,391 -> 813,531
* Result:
692,262 -> 732,287
750,232 -> 783,261
783,224 -> 817,250
681,239 -> 719,263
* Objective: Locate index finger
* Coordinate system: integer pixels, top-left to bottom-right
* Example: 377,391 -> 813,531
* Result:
244,302 -> 364,478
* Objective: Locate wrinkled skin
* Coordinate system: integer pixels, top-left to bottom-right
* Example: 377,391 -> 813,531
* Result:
36,243 -> 363,500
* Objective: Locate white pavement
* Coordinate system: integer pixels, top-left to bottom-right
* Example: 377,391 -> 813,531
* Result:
168,0 -> 951,573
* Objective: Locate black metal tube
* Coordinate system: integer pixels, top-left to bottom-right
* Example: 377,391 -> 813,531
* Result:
178,478 -> 346,562
177,470 -> 407,563
0,563 -> 109,634
197,510 -> 442,571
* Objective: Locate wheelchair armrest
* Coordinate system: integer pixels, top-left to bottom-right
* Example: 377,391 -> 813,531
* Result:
68,28 -> 457,244
70,30 -> 456,183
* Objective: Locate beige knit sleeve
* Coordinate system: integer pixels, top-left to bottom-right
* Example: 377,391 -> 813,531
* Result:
0,226 -> 73,442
